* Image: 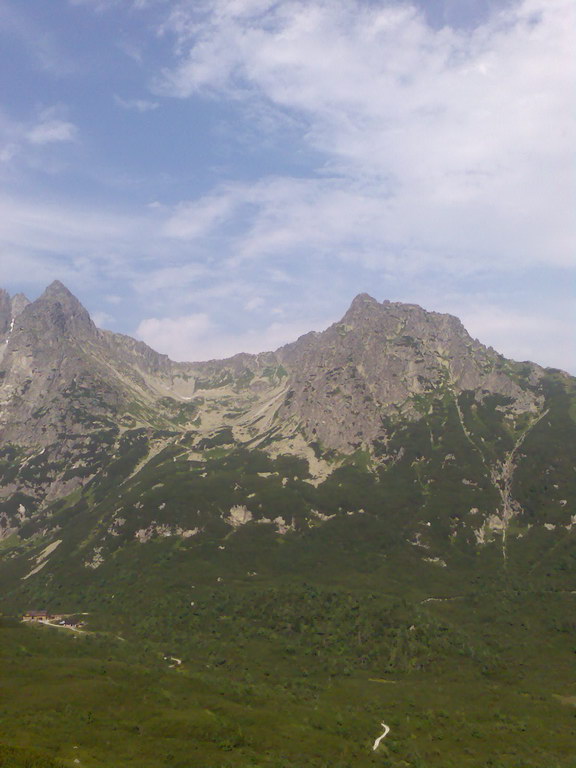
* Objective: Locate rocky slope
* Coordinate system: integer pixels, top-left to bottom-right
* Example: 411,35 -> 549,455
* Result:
2,281 -> 575,768
0,282 -> 574,591
275,293 -> 541,450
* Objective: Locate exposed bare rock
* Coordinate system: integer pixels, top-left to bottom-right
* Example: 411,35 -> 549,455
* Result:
0,283 -> 554,527
275,294 -> 542,451
0,289 -> 11,336
11,293 -> 30,319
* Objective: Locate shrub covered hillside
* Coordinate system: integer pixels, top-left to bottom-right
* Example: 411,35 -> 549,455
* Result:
1,286 -> 575,766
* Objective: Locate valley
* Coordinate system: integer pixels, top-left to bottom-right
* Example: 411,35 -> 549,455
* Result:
0,284 -> 574,767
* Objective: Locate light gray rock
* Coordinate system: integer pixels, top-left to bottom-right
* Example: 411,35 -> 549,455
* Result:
0,283 -> 546,515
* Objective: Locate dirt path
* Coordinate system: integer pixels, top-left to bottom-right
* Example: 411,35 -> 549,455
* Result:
372,722 -> 390,751
421,596 -> 464,604
40,620 -> 87,634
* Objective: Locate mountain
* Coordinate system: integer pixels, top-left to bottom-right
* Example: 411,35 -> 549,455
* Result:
1,282 -> 573,557
1,282 -> 575,768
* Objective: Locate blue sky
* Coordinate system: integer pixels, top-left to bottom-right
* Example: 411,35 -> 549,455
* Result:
0,0 -> 574,370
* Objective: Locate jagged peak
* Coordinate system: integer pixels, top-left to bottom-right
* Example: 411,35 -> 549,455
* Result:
36,281 -> 91,318
41,280 -> 77,301
341,294 -> 470,336
340,293 -> 382,324
22,281 -> 95,338
347,293 -> 380,310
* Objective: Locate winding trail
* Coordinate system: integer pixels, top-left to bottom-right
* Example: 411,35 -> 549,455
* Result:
421,596 -> 463,604
40,619 -> 86,634
372,722 -> 390,751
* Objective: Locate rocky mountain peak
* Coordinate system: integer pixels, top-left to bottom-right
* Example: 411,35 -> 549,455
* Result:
342,294 -> 466,339
39,280 -> 88,313
345,292 -> 380,312
43,279 -> 74,298
0,290 -> 31,339
23,280 -> 95,341
0,278 -> 571,585
275,293 -> 542,451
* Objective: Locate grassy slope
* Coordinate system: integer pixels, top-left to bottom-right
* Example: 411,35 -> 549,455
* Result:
1,373 -> 575,767
1,554 -> 575,768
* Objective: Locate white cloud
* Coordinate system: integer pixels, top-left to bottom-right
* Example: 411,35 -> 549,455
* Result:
2,0 -> 574,373
244,296 -> 265,311
0,196 -> 147,258
165,195 -> 235,239
459,304 -> 576,372
26,107 -> 78,145
0,195 -> 175,299
71,0 -> 161,5
156,0 -> 575,273
0,143 -> 19,163
0,106 -> 78,177
136,311 -> 322,361
27,119 -> 77,145
91,309 -> 115,328
114,95 -> 159,112
136,313 -> 212,361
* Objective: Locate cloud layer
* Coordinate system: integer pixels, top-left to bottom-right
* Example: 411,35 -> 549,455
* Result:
0,0 -> 573,370
157,0 -> 574,272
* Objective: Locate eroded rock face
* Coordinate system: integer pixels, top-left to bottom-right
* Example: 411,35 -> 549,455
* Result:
0,281 -> 574,587
0,289 -> 11,337
0,290 -> 29,364
0,283 -> 547,520
225,505 -> 253,528
275,294 -> 542,451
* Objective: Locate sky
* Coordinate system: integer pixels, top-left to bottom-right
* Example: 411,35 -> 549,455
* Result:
0,0 -> 574,370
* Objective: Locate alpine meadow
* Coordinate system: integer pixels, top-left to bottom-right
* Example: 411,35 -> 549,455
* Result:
0,284 -> 575,767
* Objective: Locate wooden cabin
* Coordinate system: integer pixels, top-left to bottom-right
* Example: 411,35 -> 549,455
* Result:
22,610 -> 50,621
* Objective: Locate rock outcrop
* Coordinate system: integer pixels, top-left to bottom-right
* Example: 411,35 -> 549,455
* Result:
0,282 -> 572,564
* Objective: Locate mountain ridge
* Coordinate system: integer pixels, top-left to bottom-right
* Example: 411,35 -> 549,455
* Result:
0,281 -> 574,577
1,280 -> 557,369
0,281 -> 548,464
1,282 -> 575,768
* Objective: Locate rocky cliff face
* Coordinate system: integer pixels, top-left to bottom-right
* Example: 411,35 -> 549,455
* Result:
276,293 -> 541,451
0,289 -> 30,363
0,282 -> 574,581
0,283 -> 544,454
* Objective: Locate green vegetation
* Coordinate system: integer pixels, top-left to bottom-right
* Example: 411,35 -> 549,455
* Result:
1,572 -> 575,768
1,372 -> 575,766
